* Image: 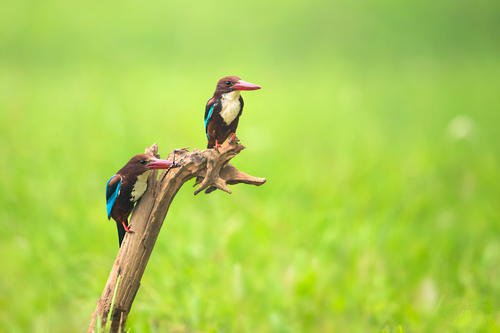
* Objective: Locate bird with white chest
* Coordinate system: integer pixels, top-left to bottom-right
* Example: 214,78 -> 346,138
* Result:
203,75 -> 261,149
105,154 -> 177,246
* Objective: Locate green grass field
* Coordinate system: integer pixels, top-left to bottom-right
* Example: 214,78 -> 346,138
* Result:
1,0 -> 499,332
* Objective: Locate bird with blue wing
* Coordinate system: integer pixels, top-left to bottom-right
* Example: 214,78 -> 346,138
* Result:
106,154 -> 176,246
204,76 -> 261,149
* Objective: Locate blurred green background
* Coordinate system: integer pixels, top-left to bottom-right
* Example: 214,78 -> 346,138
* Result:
1,0 -> 499,332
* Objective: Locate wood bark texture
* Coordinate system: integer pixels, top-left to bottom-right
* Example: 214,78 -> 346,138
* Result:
88,138 -> 265,332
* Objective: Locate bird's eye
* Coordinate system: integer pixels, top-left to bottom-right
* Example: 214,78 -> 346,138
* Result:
139,159 -> 147,165
225,81 -> 232,86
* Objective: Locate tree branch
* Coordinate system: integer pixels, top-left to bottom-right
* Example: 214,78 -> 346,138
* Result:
88,138 -> 265,332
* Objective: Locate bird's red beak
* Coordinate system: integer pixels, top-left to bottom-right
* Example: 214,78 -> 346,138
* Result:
232,80 -> 261,91
147,158 -> 174,170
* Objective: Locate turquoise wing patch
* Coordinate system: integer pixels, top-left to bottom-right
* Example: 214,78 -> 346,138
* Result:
106,175 -> 121,219
204,104 -> 215,138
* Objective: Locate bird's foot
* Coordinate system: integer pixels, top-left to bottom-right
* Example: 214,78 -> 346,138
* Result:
214,140 -> 222,152
122,220 -> 134,233
228,133 -> 238,144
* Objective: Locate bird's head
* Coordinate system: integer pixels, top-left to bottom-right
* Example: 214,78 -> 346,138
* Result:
120,154 -> 176,176
215,76 -> 261,95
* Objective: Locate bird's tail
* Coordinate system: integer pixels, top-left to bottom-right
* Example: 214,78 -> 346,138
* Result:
116,221 -> 126,247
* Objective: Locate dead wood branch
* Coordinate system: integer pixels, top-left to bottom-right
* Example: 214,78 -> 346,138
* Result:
88,138 -> 265,332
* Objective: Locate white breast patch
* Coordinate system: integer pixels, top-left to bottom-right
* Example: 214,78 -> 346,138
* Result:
130,170 -> 151,202
220,91 -> 241,125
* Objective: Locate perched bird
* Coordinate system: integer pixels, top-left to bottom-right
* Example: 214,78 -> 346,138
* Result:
106,154 -> 175,246
204,76 -> 261,149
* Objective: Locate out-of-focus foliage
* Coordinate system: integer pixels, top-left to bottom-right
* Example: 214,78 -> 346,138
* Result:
0,0 -> 499,331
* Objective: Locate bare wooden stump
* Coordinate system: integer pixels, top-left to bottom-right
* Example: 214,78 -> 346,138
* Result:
88,138 -> 265,332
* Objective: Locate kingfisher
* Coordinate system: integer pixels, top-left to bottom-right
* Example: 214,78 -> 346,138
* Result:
204,76 -> 261,149
105,154 -> 176,246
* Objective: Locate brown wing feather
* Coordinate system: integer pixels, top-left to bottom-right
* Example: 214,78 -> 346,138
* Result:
206,119 -> 218,148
